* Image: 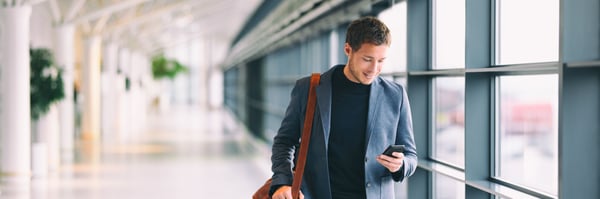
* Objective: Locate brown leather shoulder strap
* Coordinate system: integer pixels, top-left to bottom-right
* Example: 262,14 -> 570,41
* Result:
291,73 -> 320,199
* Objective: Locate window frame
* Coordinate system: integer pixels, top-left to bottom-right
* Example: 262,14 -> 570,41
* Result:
491,72 -> 560,198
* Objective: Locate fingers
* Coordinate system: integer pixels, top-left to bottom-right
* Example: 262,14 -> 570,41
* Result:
272,186 -> 292,199
273,187 -> 304,199
273,192 -> 301,199
376,153 -> 404,172
379,152 -> 404,163
273,193 -> 292,199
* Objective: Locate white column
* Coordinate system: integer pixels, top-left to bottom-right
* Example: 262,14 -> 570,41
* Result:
129,52 -> 143,134
101,42 -> 118,143
0,6 -> 32,183
81,36 -> 102,141
117,48 -> 131,141
53,24 -> 75,155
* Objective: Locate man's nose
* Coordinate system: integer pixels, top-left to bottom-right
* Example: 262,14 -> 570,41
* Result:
368,61 -> 380,71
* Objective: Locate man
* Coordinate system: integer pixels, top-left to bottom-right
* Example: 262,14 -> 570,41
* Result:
270,16 -> 417,199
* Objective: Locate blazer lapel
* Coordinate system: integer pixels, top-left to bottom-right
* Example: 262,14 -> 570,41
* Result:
316,67 -> 334,151
365,78 -> 382,151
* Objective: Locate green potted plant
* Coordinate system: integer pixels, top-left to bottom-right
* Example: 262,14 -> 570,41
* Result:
151,54 -> 188,80
150,54 -> 188,112
30,48 -> 64,121
30,47 -> 64,177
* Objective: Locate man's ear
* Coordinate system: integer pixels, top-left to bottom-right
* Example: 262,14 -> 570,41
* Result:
344,43 -> 352,56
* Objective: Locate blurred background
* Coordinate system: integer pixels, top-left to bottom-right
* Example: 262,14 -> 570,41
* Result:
0,0 -> 598,198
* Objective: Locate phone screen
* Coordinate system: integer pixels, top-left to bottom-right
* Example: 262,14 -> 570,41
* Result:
382,145 -> 405,157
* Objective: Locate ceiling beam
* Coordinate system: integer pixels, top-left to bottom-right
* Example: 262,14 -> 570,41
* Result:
26,0 -> 47,6
80,21 -> 92,35
64,0 -> 86,21
104,5 -> 139,40
68,0 -> 152,24
47,0 -> 61,22
101,0 -> 204,36
92,14 -> 110,33
145,1 -> 246,55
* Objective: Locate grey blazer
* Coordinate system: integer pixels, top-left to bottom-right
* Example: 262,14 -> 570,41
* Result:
271,65 -> 417,199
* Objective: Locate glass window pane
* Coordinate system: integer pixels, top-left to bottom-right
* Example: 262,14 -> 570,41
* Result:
394,77 -> 407,88
395,180 -> 409,199
433,0 -> 465,69
378,1 -> 407,72
496,0 -> 559,65
496,75 -> 558,196
380,76 -> 407,89
434,173 -> 465,199
433,77 -> 465,167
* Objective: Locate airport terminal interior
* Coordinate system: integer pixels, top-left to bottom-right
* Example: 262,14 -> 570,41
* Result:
0,0 -> 598,198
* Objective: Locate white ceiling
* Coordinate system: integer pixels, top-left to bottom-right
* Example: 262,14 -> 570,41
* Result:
44,0 -> 261,54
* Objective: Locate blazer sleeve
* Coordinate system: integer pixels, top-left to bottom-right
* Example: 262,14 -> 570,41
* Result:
393,85 -> 418,182
270,77 -> 310,188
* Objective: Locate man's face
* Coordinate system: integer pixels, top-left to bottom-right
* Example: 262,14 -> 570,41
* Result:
343,42 -> 388,85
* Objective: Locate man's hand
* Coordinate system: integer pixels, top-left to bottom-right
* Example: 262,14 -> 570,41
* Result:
376,152 -> 404,173
272,185 -> 304,199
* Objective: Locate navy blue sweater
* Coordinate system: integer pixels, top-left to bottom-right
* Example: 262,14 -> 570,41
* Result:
328,66 -> 370,199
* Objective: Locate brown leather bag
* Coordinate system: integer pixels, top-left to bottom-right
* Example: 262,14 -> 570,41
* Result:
252,73 -> 320,199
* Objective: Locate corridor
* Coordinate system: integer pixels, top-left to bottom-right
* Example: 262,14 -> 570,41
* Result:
1,106 -> 271,199
0,0 -> 598,198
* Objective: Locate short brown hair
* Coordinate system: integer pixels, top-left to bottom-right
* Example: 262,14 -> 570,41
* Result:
345,16 -> 391,51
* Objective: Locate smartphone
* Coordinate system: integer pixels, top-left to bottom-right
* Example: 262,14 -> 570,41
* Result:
382,144 -> 405,157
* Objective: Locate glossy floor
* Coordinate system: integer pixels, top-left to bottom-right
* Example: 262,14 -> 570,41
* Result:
1,105 -> 271,199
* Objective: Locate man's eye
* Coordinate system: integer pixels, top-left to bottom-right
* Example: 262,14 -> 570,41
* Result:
363,58 -> 372,62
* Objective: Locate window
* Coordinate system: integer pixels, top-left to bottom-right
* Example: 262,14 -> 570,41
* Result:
378,1 -> 407,73
394,77 -> 407,88
495,0 -> 559,65
433,0 -> 465,69
434,173 -> 465,199
433,77 -> 465,167
496,74 -> 558,195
